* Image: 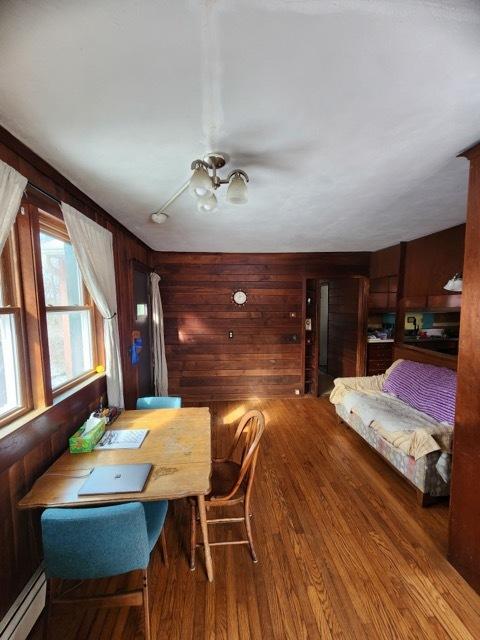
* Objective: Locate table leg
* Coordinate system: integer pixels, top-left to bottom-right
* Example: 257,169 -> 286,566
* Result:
197,494 -> 213,582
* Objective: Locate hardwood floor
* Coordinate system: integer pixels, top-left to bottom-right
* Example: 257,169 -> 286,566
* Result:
31,398 -> 480,640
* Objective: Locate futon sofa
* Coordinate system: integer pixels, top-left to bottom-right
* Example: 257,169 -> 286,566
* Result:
330,359 -> 456,505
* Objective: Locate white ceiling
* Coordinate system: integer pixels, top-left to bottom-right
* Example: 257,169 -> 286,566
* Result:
1,0 -> 480,252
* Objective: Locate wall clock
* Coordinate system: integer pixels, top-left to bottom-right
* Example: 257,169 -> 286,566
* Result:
232,290 -> 247,305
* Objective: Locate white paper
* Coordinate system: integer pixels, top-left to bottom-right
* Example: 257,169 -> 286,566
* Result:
95,429 -> 149,450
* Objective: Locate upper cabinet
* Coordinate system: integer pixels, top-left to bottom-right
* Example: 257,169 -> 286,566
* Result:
403,224 -> 465,310
370,244 -> 401,280
370,225 -> 465,312
369,244 -> 401,311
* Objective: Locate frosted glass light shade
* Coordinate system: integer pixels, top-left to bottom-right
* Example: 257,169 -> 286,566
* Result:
189,165 -> 213,198
227,173 -> 248,204
197,192 -> 217,213
444,275 -> 463,292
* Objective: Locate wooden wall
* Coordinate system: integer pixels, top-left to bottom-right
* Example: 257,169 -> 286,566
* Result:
0,128 -> 150,620
328,277 -> 368,378
152,252 -> 370,401
449,143 -> 480,591
0,378 -> 106,622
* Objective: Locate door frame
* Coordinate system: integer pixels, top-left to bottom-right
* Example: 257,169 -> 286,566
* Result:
301,275 -> 368,395
355,276 -> 369,376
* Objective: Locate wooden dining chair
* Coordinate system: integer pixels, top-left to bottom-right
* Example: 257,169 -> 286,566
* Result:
189,409 -> 266,569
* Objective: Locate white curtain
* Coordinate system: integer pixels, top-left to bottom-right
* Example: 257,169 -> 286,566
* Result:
61,203 -> 124,408
0,160 -> 27,255
150,272 -> 168,396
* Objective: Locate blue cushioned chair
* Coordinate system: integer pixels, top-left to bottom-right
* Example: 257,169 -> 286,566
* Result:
41,501 -> 168,640
136,396 -> 182,409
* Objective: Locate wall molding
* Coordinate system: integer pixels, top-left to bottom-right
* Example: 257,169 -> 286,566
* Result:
0,567 -> 45,640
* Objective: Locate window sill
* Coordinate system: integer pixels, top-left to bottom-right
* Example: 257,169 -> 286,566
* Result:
0,372 -> 106,443
53,370 -> 103,404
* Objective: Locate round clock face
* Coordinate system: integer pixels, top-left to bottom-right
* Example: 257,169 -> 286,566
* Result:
233,290 -> 247,305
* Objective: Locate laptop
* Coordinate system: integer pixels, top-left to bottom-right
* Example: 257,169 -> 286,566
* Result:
78,463 -> 152,496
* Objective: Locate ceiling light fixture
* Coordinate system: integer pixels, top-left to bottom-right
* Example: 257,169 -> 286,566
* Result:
150,153 -> 249,224
189,153 -> 249,211
189,161 -> 213,198
197,191 -> 218,213
226,171 -> 248,204
444,273 -> 463,292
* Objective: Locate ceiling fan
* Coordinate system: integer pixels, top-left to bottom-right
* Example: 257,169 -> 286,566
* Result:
151,152 -> 249,224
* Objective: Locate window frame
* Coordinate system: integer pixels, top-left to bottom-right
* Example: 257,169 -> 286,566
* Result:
0,227 -> 33,427
0,189 -> 105,431
38,211 -> 99,397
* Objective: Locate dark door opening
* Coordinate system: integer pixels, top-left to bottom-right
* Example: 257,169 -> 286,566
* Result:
318,282 -> 329,373
303,277 -> 367,397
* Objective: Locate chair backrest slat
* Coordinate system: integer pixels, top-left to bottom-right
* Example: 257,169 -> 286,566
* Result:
215,409 -> 265,501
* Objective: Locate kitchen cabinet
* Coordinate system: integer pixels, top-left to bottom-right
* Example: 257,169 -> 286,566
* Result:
368,276 -> 398,311
367,341 -> 394,375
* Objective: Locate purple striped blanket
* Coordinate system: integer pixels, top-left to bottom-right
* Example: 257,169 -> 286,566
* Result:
382,360 -> 456,426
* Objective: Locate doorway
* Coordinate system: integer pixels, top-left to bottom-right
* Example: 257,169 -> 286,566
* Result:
317,282 -> 332,395
318,282 -> 329,373
303,276 -> 367,397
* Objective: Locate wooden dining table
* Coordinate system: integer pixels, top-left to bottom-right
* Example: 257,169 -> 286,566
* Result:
18,407 -> 214,581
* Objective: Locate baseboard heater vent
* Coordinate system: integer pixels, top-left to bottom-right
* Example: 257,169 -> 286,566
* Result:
0,566 -> 46,640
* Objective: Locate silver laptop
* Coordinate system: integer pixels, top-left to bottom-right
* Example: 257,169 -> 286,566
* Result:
78,463 -> 152,496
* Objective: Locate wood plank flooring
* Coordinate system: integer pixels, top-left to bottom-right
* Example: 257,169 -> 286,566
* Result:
31,398 -> 480,640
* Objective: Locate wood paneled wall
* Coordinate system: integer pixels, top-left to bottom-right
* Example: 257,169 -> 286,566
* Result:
449,143 -> 480,591
0,377 -> 106,620
152,252 -> 369,401
0,128 -> 149,620
328,277 -> 368,378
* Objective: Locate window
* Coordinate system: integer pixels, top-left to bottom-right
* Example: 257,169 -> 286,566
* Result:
0,233 -> 30,424
39,215 -> 96,393
0,196 -> 103,430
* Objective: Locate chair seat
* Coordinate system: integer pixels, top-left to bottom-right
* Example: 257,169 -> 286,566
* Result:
209,460 -> 244,500
143,500 -> 168,551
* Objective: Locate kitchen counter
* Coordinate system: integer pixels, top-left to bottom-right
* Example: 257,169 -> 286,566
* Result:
403,337 -> 458,356
404,337 -> 458,343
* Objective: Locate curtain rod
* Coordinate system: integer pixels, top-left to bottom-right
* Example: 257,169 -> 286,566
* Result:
28,182 -> 62,205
